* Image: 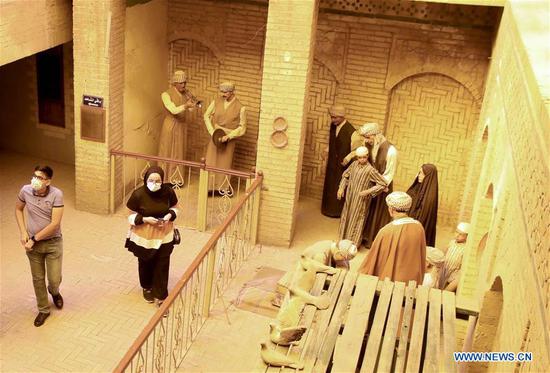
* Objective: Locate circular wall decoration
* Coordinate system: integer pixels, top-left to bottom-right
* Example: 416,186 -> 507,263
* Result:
273,117 -> 288,131
270,131 -> 288,148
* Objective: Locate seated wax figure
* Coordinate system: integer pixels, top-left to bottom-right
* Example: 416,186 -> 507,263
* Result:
423,246 -> 445,287
437,222 -> 470,292
272,239 -> 357,307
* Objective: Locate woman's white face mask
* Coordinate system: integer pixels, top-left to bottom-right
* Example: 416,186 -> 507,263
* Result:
147,181 -> 161,192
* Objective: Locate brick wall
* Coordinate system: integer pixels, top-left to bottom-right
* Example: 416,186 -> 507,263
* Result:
167,0 -> 267,172
255,0 -> 319,246
0,0 -> 72,66
73,0 -> 125,214
300,12 -> 491,230
458,3 -> 550,370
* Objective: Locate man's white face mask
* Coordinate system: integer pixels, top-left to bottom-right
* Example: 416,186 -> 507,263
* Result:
31,177 -> 44,191
147,181 -> 161,192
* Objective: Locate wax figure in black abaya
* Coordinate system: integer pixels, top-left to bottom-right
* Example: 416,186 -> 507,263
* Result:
406,163 -> 439,247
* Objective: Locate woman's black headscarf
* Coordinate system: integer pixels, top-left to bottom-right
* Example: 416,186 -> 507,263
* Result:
406,163 -> 439,246
143,166 -> 165,195
127,166 -> 177,214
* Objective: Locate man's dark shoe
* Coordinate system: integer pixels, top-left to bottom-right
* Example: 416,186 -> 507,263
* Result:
50,292 -> 64,309
143,288 -> 154,303
34,312 -> 50,327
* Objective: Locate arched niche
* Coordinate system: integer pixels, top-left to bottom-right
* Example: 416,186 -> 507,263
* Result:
485,183 -> 494,200
385,72 -> 480,226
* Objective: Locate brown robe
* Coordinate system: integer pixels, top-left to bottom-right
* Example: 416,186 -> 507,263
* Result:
359,217 -> 426,284
158,86 -> 187,180
205,97 -> 243,189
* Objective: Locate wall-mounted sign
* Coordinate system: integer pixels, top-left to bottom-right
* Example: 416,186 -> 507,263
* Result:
83,95 -> 104,108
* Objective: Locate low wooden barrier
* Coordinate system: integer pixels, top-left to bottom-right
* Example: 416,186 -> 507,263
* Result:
262,273 -> 478,373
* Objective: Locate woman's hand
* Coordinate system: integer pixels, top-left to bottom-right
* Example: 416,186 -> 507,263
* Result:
337,188 -> 345,200
143,217 -> 159,225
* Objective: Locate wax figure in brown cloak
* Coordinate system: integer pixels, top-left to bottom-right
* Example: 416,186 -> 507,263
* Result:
406,163 -> 439,247
359,191 -> 426,284
321,105 -> 355,218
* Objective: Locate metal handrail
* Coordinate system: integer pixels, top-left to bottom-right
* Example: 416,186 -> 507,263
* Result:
109,149 -> 255,178
113,173 -> 263,373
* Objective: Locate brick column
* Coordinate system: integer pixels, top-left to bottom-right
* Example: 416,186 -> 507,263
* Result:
256,0 -> 319,246
73,0 -> 125,213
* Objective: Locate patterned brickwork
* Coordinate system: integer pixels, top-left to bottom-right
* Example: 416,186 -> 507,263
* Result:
168,0 -> 267,173
300,61 -> 339,199
386,73 -> 480,227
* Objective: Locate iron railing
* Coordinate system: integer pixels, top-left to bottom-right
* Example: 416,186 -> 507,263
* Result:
113,172 -> 262,373
109,150 -> 256,231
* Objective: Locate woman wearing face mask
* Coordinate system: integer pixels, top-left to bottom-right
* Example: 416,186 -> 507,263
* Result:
406,164 -> 439,246
125,166 -> 179,307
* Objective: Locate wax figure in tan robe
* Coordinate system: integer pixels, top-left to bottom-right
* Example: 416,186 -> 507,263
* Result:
203,81 -> 246,191
158,70 -> 196,180
359,191 -> 426,284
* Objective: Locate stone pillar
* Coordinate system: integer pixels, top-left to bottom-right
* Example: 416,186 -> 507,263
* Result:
73,0 -> 125,213
256,0 -> 319,246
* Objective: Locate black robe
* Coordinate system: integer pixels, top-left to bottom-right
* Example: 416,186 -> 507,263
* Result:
321,120 -> 355,218
407,163 -> 439,247
362,140 -> 394,247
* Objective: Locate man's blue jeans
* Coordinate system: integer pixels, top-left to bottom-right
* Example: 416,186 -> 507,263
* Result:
26,237 -> 63,313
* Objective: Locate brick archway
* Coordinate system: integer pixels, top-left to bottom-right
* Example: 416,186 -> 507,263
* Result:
385,73 -> 480,227
300,60 -> 339,199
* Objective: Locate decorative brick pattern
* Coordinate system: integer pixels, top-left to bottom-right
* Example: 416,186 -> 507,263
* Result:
386,73 -> 480,227
300,61 -> 338,199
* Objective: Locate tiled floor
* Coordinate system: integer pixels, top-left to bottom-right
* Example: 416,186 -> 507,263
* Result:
0,150 -> 457,372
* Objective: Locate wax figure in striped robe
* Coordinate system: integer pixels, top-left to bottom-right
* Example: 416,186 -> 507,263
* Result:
337,146 -> 388,247
359,191 -> 426,284
437,222 -> 469,292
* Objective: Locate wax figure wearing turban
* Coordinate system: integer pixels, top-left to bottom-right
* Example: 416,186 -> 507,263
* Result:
337,146 -> 388,247
357,123 -> 398,248
158,70 -> 197,180
321,104 -> 356,218
436,222 -> 470,291
203,81 -> 247,190
406,163 -> 439,246
359,191 -> 426,284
